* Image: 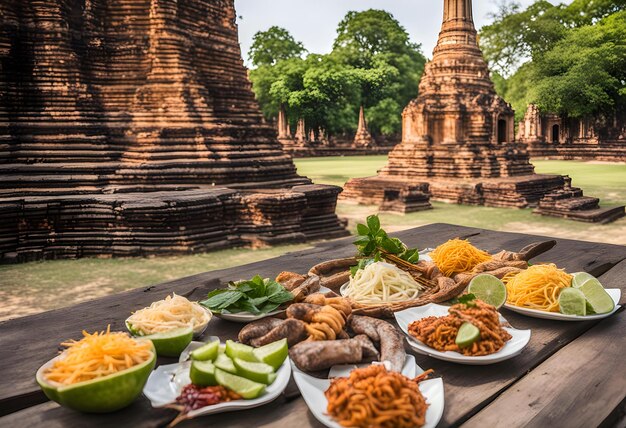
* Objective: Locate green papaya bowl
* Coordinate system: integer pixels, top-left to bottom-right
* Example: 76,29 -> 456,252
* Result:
36,341 -> 156,413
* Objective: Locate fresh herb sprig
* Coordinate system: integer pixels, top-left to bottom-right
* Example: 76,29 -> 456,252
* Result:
350,215 -> 420,276
200,275 -> 293,314
452,293 -> 477,307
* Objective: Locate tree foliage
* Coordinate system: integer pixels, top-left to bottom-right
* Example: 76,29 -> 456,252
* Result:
247,10 -> 426,137
481,1 -> 626,120
248,26 -> 306,67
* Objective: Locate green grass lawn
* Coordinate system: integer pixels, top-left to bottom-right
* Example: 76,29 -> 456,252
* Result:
1,156 -> 624,321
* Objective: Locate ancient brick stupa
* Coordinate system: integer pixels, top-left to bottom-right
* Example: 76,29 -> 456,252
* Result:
0,0 -> 347,262
343,0 -> 624,222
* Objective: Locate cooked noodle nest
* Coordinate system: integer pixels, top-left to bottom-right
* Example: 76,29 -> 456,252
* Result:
126,293 -> 212,335
342,262 -> 425,305
505,264 -> 572,312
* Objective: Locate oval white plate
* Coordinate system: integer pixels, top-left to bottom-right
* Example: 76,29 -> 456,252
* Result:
143,342 -> 291,418
503,288 -> 621,321
213,285 -> 332,323
395,304 -> 531,365
291,355 -> 444,428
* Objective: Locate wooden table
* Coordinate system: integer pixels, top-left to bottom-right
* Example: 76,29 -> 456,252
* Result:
1,223 -> 625,427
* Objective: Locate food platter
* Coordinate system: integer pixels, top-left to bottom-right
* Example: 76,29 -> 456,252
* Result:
143,340 -> 292,418
291,355 -> 444,428
503,288 -> 621,321
395,304 -> 531,365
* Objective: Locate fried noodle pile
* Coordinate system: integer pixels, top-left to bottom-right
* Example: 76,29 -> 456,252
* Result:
430,238 -> 492,276
325,365 -> 430,428
408,299 -> 511,356
505,264 -> 572,312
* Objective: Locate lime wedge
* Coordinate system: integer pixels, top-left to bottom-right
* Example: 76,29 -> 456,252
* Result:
225,340 -> 258,362
191,340 -> 219,362
571,272 -> 596,288
455,322 -> 480,349
559,288 -> 587,315
214,353 -> 237,374
142,326 -> 193,357
190,360 -> 218,387
233,358 -> 277,385
218,344 -> 226,354
215,368 -> 266,399
467,274 -> 507,309
579,279 -> 615,314
252,338 -> 288,371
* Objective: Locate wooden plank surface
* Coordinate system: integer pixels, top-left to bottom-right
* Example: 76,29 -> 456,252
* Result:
464,260 -> 626,428
1,223 -> 625,427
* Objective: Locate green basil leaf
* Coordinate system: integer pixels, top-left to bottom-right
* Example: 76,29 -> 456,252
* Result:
353,237 -> 370,245
366,215 -> 380,233
200,290 -> 244,310
356,223 -> 370,235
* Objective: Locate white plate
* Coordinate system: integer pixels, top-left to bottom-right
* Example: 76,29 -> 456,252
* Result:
395,304 -> 531,365
143,342 -> 291,418
214,285 -> 332,323
503,288 -> 621,321
292,355 -> 443,428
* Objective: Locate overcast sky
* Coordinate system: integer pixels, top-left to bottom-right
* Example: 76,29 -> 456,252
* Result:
235,0 -> 570,66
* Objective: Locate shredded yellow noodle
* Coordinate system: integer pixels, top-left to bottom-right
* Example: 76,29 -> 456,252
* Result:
430,239 -> 492,277
506,264 -> 572,312
126,293 -> 211,335
342,262 -> 425,305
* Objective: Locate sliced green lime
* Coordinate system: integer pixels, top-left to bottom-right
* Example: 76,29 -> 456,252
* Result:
467,274 -> 507,309
455,322 -> 480,349
142,326 -> 193,357
191,340 -> 219,362
215,368 -> 266,399
190,360 -> 218,386
571,272 -> 595,288
252,338 -> 288,371
559,288 -> 587,315
214,353 -> 237,374
579,279 -> 615,314
233,358 -> 277,384
225,340 -> 258,362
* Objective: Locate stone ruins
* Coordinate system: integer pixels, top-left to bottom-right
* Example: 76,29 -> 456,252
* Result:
518,104 -> 625,162
0,0 -> 347,262
343,0 -> 624,223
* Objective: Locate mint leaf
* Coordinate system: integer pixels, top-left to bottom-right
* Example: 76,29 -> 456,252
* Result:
200,290 -> 244,311
457,293 -> 477,306
356,223 -> 370,235
366,215 -> 380,234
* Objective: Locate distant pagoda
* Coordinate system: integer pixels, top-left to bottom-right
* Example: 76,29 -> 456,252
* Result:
0,0 -> 347,262
343,0 -> 624,222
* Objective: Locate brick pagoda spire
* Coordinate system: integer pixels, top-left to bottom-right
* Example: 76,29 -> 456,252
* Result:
342,0 -> 624,222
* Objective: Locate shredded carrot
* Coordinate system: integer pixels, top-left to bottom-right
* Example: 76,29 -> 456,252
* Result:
430,239 -> 492,276
44,326 -> 153,385
506,264 -> 572,312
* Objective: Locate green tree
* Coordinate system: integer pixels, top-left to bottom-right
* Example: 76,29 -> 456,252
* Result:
248,26 -> 306,67
531,11 -> 626,118
331,10 -> 426,135
482,1 -> 626,120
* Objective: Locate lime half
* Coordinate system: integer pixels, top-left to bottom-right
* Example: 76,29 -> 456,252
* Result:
190,360 -> 218,387
559,288 -> 587,315
225,340 -> 258,362
214,353 -> 237,374
191,340 -> 219,362
455,322 -> 480,349
215,368 -> 266,399
467,274 -> 507,309
233,358 -> 277,385
579,279 -> 615,314
252,338 -> 288,370
142,326 -> 193,357
571,272 -> 596,288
